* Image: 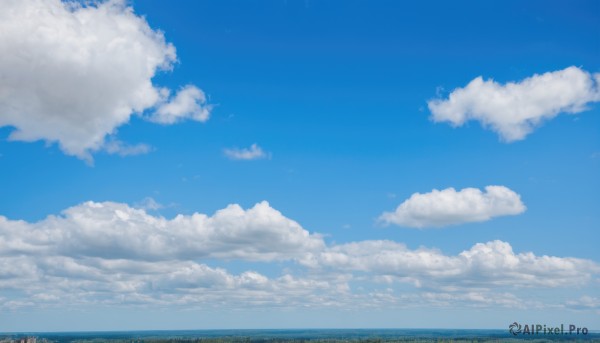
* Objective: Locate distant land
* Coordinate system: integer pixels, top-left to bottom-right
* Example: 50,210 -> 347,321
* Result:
1,329 -> 600,343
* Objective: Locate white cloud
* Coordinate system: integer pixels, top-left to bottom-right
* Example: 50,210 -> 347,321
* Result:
0,0 -> 210,161
564,296 -> 600,310
0,201 -> 324,262
379,186 -> 526,228
428,66 -> 600,141
0,201 -> 338,309
0,201 -> 597,311
133,197 -> 163,211
385,291 -> 527,309
103,139 -> 153,157
0,255 -> 343,310
151,85 -> 211,124
224,143 -> 270,160
301,240 -> 599,289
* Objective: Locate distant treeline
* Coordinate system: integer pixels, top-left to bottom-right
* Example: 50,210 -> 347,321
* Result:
4,337 -> 599,343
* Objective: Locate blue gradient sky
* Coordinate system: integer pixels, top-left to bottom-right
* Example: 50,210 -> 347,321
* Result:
0,0 -> 599,331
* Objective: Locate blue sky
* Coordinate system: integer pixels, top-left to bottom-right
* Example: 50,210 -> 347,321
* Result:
0,0 -> 599,332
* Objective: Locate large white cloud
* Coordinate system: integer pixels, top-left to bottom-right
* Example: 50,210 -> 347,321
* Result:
0,201 -> 597,311
0,0 -> 210,161
300,240 -> 599,289
428,66 -> 600,141
0,255 -> 343,310
0,201 -> 324,261
0,201 -> 342,310
379,186 -> 526,228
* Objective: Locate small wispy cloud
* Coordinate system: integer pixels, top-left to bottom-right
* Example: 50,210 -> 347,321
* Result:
224,143 -> 270,160
134,197 -> 163,211
104,139 -> 153,157
149,85 -> 212,124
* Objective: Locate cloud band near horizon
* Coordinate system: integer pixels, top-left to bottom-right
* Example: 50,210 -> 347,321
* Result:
0,200 -> 596,311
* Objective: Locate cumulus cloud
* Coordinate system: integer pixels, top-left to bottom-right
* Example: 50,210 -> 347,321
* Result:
0,201 -> 340,310
300,240 -> 599,289
0,0 -> 211,161
379,186 -> 526,228
0,255 -> 342,310
150,85 -> 211,124
428,66 -> 600,141
224,143 -> 270,160
0,201 -> 324,261
0,201 -> 597,311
